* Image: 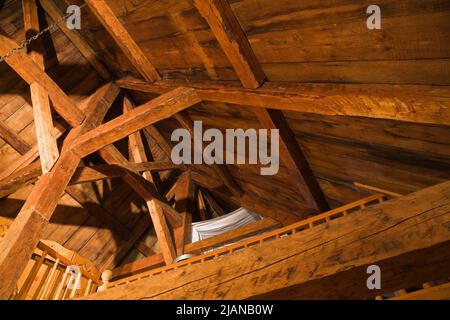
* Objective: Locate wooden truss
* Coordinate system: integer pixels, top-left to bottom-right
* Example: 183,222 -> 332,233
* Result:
0,0 -> 449,299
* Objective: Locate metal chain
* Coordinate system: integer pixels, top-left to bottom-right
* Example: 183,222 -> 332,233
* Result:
0,3 -> 87,63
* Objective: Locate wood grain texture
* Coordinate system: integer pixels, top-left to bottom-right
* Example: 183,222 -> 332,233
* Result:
118,78 -> 450,125
194,0 -> 266,88
85,0 -> 160,82
71,87 -> 201,157
85,181 -> 450,300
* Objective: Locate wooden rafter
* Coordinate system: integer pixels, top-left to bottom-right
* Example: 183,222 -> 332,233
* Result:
194,0 -> 266,89
254,108 -> 329,212
71,87 -> 201,158
174,110 -> 243,197
23,0 -> 60,174
117,77 -> 450,126
125,96 -> 177,265
85,0 -> 160,82
39,0 -> 111,80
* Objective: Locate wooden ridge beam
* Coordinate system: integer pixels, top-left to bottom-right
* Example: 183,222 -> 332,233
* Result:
85,0 -> 160,82
254,108 -> 329,212
0,28 -> 85,127
39,0 -> 111,80
117,77 -> 450,126
23,0 -> 60,174
71,87 -> 201,158
194,0 -> 265,89
85,181 -> 450,300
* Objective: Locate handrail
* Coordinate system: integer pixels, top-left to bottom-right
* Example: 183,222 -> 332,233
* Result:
12,240 -> 102,300
107,193 -> 386,288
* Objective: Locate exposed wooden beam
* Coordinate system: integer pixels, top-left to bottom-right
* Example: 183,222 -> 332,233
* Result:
0,120 -> 31,154
0,28 -> 85,127
23,0 -> 60,173
85,0 -> 160,82
71,87 -> 201,158
117,77 -> 450,126
173,172 -> 195,255
39,0 -> 111,80
254,108 -> 329,212
98,145 -> 183,228
175,110 -> 243,197
0,83 -> 118,299
0,161 -> 181,199
86,181 -> 450,300
125,96 -> 177,265
194,0 -> 265,89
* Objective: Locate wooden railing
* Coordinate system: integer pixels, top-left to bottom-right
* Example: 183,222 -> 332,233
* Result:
106,193 -> 386,289
11,240 -> 103,300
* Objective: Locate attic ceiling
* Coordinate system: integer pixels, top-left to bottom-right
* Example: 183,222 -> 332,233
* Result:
0,0 -> 449,277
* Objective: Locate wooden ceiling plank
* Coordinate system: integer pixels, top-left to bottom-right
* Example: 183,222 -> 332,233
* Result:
0,28 -> 85,127
117,77 -> 450,126
71,87 -> 201,158
254,108 -> 329,212
124,96 -> 177,265
66,185 -> 132,240
0,120 -> 31,154
190,170 -> 300,225
175,110 -> 243,197
85,0 -> 160,82
39,0 -> 111,80
193,0 -> 265,89
23,0 -> 60,173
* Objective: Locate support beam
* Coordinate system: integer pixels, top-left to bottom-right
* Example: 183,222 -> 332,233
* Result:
125,96 -> 177,265
85,0 -> 160,82
86,181 -> 450,300
71,87 -> 201,158
175,110 -> 243,197
0,28 -> 85,127
117,77 -> 450,126
254,108 -> 329,212
23,0 -> 60,173
194,0 -> 265,89
39,0 -> 111,80
0,120 -> 31,154
0,83 -> 118,299
173,172 -> 195,255
0,161 -> 181,199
